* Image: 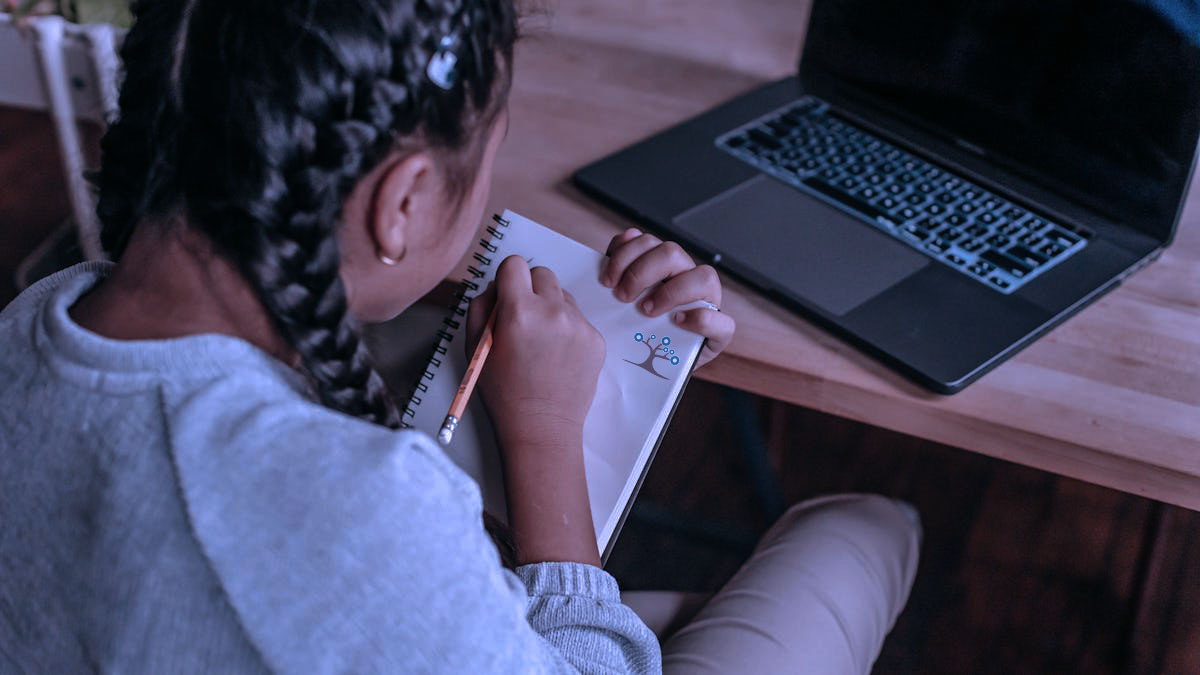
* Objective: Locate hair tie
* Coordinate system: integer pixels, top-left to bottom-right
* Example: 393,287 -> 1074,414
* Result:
426,34 -> 461,90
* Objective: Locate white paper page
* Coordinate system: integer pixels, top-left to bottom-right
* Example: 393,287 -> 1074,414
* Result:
404,211 -> 705,554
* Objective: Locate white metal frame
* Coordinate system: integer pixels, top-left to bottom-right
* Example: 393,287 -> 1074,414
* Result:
1,12 -> 121,262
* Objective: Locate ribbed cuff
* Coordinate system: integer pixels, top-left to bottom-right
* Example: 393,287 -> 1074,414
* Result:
514,562 -> 620,601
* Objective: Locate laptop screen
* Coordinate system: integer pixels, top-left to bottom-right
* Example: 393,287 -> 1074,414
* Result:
801,0 -> 1200,241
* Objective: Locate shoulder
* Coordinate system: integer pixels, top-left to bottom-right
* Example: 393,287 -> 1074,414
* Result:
166,365 -> 483,547
165,374 -> 530,671
167,370 -> 482,536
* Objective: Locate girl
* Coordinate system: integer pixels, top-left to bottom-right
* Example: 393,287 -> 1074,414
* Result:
0,0 -> 918,672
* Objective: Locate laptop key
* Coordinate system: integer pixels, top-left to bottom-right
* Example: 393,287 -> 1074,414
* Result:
766,120 -> 794,135
1007,244 -> 1049,267
1019,231 -> 1044,246
979,249 -> 1032,278
901,224 -> 930,241
748,128 -> 783,150
1048,228 -> 1080,246
1040,242 -> 1066,257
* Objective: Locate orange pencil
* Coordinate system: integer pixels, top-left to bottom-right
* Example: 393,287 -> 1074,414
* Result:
438,305 -> 497,445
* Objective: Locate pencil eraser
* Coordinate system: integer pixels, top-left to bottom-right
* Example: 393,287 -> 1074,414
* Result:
437,415 -> 459,446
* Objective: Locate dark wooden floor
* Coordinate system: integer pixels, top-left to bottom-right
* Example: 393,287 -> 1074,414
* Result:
4,106 -> 1198,673
607,380 -> 1200,674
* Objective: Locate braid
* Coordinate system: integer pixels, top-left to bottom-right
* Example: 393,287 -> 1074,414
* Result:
95,0 -> 197,256
97,0 -> 517,429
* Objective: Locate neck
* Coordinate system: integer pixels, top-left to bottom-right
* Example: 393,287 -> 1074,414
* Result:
70,219 -> 299,368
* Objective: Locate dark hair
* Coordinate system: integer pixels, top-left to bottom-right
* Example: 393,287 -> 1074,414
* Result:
96,0 -> 517,428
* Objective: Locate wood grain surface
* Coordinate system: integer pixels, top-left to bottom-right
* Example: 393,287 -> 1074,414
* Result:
484,0 -> 1200,509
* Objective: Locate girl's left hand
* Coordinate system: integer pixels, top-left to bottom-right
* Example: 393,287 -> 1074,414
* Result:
602,228 -> 736,368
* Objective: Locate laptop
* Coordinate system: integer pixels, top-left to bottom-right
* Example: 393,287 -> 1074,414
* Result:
574,0 -> 1200,393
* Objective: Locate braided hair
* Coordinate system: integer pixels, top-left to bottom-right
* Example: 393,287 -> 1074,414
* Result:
96,0 -> 517,428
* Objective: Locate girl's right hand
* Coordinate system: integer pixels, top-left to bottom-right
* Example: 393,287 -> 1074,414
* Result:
466,256 -> 606,455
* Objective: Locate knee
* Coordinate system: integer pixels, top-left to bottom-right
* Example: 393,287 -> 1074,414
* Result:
770,494 -> 922,598
781,493 -> 920,545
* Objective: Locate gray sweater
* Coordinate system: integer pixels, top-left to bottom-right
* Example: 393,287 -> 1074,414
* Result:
0,263 -> 660,674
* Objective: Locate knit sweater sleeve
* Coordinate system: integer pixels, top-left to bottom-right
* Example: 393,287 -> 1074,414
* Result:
167,375 -> 661,674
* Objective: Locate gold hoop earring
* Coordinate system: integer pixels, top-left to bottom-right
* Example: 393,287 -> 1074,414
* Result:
377,245 -> 407,266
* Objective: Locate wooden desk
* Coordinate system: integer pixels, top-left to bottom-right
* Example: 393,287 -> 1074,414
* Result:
482,0 -> 1200,509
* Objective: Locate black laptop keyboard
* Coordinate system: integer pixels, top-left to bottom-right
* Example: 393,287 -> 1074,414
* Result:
715,97 -> 1091,294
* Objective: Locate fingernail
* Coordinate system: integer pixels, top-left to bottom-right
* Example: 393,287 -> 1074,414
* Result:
673,311 -> 686,324
601,274 -> 611,288
641,299 -> 654,314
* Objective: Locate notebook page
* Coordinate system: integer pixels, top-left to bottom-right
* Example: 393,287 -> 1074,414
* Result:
405,211 -> 705,554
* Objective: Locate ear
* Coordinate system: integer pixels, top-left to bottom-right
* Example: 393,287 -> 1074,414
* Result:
370,151 -> 436,261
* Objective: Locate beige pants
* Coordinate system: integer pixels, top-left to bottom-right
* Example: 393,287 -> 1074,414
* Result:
623,494 -> 921,674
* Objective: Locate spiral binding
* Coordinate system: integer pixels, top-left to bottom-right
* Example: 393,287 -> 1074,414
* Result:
400,213 -> 512,428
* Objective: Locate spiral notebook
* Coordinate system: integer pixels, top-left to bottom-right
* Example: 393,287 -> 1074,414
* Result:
403,210 -> 707,560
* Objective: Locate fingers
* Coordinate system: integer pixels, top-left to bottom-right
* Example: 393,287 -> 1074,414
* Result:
639,264 -> 721,317
530,265 -> 562,298
605,227 -> 642,256
601,233 -> 662,291
671,307 -> 736,367
495,255 -> 532,296
614,240 -> 696,304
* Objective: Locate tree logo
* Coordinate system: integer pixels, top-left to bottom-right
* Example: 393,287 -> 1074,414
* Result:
624,333 -> 680,380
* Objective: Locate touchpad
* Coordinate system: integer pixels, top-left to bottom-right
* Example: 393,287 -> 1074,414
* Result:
674,175 -> 929,316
